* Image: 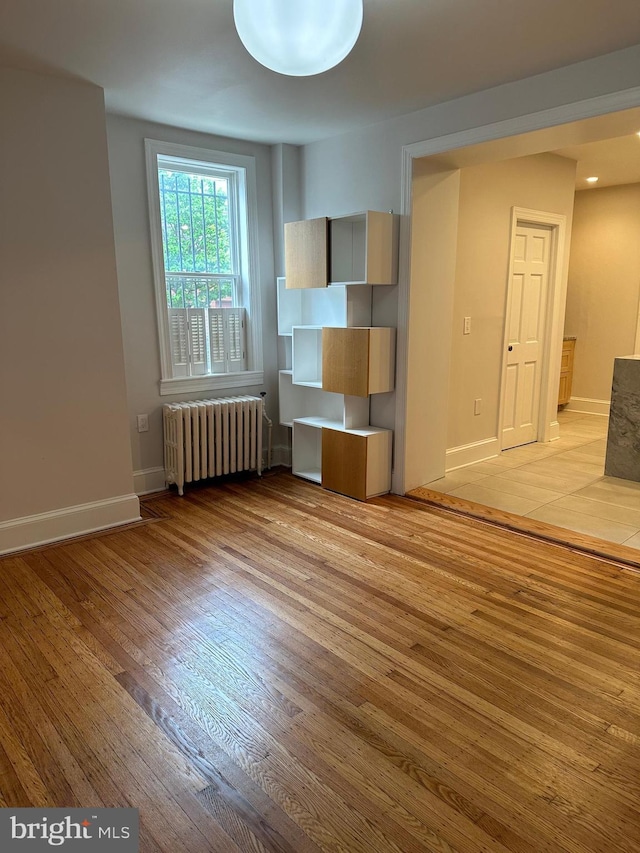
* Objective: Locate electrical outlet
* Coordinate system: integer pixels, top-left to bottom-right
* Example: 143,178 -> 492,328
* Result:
474,398 -> 482,415
463,316 -> 471,335
137,414 -> 149,433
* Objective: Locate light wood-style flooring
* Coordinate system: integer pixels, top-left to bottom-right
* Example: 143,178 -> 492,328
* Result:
1,472 -> 640,852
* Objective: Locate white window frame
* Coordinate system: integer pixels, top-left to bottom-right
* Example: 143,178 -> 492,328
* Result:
145,139 -> 263,396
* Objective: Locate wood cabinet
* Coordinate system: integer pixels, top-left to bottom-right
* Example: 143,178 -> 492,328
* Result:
558,338 -> 575,406
284,211 -> 398,288
291,417 -> 392,501
322,426 -> 392,501
322,326 -> 396,397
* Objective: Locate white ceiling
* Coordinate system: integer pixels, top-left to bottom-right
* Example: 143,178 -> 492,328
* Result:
1,0 -> 640,146
555,135 -> 640,189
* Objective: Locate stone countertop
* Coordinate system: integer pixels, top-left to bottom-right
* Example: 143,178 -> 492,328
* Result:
605,355 -> 640,482
563,335 -> 577,341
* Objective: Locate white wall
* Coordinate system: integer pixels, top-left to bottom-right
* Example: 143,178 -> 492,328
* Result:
448,154 -> 577,451
0,69 -> 137,552
106,115 -> 282,490
272,143 -> 302,277
565,182 -> 640,404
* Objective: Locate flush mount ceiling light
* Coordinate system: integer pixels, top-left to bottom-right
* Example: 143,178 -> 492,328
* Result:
233,0 -> 363,77
586,176 -> 599,183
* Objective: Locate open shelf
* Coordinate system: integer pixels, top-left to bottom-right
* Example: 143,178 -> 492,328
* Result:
292,419 -> 324,483
329,211 -> 398,286
277,278 -> 371,334
279,373 -> 343,427
292,326 -> 323,385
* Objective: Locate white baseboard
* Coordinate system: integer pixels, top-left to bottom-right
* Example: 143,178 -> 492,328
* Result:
0,494 -> 141,556
565,397 -> 610,416
135,448 -> 291,496
446,437 -> 500,472
548,419 -> 560,441
270,443 -> 291,468
134,467 -> 167,496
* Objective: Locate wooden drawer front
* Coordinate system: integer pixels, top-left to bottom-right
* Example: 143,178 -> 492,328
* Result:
285,218 -> 328,289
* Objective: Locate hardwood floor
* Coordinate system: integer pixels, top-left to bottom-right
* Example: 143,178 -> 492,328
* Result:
1,471 -> 639,852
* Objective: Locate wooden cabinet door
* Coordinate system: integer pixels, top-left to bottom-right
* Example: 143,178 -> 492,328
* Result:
322,428 -> 392,501
322,326 -> 396,397
322,429 -> 368,500
557,339 -> 575,406
322,327 -> 370,397
558,373 -> 570,406
284,218 -> 328,289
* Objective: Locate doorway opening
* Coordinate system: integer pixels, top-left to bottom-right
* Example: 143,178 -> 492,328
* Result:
398,103 -> 640,555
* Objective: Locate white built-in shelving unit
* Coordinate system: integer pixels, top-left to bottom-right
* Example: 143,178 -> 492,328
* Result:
279,210 -> 398,500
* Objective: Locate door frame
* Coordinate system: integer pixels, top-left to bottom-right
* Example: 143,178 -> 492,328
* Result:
498,207 -> 568,451
393,85 -> 640,495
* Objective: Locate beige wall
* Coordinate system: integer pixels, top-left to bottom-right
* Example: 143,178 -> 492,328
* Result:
404,161 -> 461,489
565,183 -> 640,403
447,153 -> 577,450
0,69 -> 135,526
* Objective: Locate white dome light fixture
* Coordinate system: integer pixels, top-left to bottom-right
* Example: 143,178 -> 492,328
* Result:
233,0 -> 363,77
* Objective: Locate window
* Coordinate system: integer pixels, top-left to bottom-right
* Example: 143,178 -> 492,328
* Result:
145,140 -> 263,395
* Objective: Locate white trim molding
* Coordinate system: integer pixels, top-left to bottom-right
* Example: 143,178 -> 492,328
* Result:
402,87 -> 640,164
134,467 -> 168,496
565,397 -> 611,416
135,449 -> 292,495
445,437 -> 500,472
271,443 -> 291,469
145,138 -> 264,395
160,370 -> 264,397
0,494 -> 141,556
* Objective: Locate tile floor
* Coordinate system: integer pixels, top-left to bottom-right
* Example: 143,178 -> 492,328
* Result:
425,411 -> 640,551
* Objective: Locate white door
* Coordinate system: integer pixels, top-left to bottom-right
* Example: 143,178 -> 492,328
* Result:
501,223 -> 552,450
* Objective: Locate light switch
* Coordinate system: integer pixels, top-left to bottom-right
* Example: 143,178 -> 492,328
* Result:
464,316 -> 471,335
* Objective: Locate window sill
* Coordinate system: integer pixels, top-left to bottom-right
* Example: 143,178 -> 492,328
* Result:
159,371 -> 264,397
